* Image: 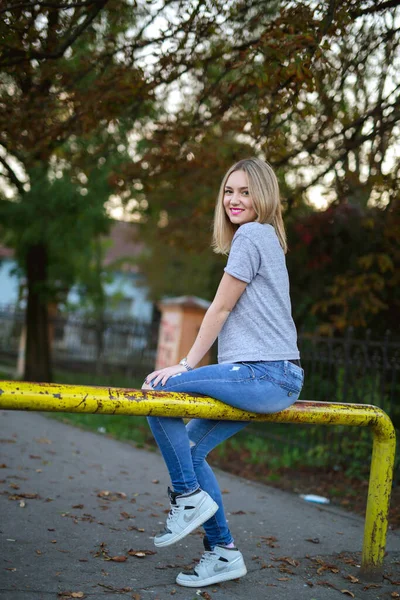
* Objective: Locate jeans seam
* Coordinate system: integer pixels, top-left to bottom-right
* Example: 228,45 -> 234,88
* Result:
205,513 -> 223,541
159,376 -> 254,391
190,421 -> 226,541
190,420 -> 222,460
156,417 -> 197,493
258,372 -> 303,392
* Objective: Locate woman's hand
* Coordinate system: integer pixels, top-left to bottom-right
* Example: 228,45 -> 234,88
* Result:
144,364 -> 187,388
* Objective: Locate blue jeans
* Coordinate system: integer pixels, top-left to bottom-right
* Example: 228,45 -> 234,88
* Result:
146,360 -> 304,548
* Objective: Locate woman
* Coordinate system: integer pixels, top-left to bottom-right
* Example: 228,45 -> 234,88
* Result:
142,157 -> 304,588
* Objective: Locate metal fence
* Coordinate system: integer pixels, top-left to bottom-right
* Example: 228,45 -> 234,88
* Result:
299,328 -> 400,424
0,306 -> 159,381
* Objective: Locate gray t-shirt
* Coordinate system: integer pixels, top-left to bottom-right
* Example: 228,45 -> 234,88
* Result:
218,222 -> 300,363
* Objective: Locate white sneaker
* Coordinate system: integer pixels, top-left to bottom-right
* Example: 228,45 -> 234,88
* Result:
154,487 -> 218,548
176,545 -> 247,587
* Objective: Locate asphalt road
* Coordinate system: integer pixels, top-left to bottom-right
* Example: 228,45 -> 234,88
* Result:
0,410 -> 399,600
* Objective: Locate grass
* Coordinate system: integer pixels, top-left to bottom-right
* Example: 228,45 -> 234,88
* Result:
47,369 -> 155,448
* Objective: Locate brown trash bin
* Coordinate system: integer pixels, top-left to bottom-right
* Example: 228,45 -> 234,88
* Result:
155,296 -> 211,370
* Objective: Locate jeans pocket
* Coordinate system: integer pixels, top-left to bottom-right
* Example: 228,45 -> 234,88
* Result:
260,367 -> 303,394
237,362 -> 256,379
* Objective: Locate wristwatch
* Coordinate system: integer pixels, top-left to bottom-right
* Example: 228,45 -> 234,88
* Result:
179,357 -> 193,371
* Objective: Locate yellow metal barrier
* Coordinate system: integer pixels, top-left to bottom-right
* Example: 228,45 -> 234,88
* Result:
0,380 -> 396,581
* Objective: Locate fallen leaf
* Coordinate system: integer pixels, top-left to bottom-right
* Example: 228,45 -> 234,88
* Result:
230,510 -> 246,515
317,562 -> 339,574
277,577 -> 289,581
120,511 -> 134,520
152,479 -> 159,484
341,591 -> 355,598
5,567 -> 16,571
261,535 -> 278,547
10,493 -> 39,500
221,489 -> 230,494
0,464 -> 7,468
19,500 -> 25,508
384,575 -> 400,585
305,538 -> 320,544
345,575 -> 359,584
127,549 -> 156,558
72,504 -> 84,509
108,556 -> 127,562
131,594 -> 141,600
71,594 -> 85,599
29,455 -> 41,459
50,540 -> 57,544
275,557 -> 300,567
98,584 -> 132,592
35,437 -> 52,444
97,490 -> 126,501
317,581 -> 338,589
35,549 -> 42,555
391,594 -> 400,599
363,583 -> 381,590
9,483 -> 20,490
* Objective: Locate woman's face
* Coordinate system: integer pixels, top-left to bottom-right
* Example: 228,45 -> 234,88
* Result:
223,170 -> 257,225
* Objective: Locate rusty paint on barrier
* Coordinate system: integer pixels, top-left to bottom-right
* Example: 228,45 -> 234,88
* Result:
0,380 -> 396,581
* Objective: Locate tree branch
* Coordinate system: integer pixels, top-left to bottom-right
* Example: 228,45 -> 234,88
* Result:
320,0 -> 337,36
0,1 -> 103,14
275,95 -> 400,168
351,0 -> 400,17
0,156 -> 25,195
0,0 -> 109,67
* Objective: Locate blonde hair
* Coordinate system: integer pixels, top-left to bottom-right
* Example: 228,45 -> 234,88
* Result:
212,157 -> 287,255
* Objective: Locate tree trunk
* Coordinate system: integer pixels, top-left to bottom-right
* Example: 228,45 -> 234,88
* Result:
24,243 -> 52,382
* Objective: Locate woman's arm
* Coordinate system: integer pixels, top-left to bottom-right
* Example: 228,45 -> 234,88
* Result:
186,273 -> 247,368
145,273 -> 247,387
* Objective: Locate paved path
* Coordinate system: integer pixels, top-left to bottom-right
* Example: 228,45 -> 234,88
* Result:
0,410 -> 399,600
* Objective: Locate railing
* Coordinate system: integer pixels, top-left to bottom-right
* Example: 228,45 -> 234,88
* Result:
0,307 -> 398,475
0,380 -> 396,582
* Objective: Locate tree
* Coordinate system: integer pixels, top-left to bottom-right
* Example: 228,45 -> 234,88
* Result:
0,0 -> 241,380
2,1 -> 400,384
125,1 -> 400,336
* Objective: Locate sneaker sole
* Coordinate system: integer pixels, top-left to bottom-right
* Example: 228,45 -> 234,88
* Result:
154,499 -> 219,548
176,564 -> 248,587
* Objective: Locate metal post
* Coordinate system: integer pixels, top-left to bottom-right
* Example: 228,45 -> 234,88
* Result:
361,410 -> 396,580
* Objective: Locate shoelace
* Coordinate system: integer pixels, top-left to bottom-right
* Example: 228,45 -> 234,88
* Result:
167,503 -> 183,521
198,551 -> 219,565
